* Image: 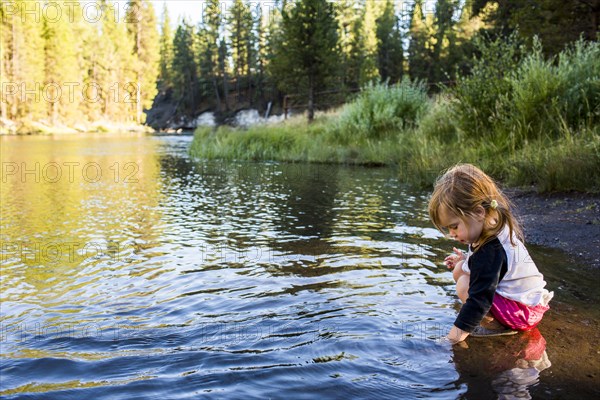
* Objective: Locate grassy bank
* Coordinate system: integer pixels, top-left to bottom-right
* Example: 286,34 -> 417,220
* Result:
191,37 -> 600,192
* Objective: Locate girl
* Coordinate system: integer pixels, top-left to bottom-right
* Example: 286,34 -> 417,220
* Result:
428,164 -> 553,344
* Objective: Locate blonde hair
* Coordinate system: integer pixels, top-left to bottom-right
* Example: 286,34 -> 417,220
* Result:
428,164 -> 523,249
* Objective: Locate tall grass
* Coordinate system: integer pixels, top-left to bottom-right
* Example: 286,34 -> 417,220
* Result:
505,127 -> 600,192
191,37 -> 600,192
558,39 -> 600,127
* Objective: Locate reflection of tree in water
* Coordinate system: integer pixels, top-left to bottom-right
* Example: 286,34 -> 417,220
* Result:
273,163 -> 339,238
176,161 -> 408,277
1,136 -> 164,293
170,161 -> 340,270
265,164 -> 412,278
266,163 -> 340,266
452,329 -> 551,399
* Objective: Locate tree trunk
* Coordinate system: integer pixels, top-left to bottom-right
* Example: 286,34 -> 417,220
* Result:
247,72 -> 253,107
0,88 -> 6,119
307,75 -> 315,122
593,6 -> 598,39
212,76 -> 221,112
11,18 -> 18,118
257,60 -> 264,108
51,98 -> 57,125
222,71 -> 229,112
136,73 -> 142,124
0,56 -> 7,119
236,72 -> 240,105
136,13 -> 142,124
247,51 -> 253,106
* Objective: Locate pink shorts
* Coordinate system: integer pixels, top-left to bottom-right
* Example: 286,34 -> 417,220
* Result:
490,293 -> 549,331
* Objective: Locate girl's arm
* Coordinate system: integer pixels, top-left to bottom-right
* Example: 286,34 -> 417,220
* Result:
453,240 -> 506,335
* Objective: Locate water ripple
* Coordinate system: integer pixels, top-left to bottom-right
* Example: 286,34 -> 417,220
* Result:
1,135 -> 463,399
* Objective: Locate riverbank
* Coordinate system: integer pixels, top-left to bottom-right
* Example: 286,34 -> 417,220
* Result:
0,118 -> 154,135
455,191 -> 600,398
190,111 -> 600,193
510,189 -> 600,269
190,39 -> 600,193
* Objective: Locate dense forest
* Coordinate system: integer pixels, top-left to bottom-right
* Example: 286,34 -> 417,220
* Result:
0,0 -> 597,130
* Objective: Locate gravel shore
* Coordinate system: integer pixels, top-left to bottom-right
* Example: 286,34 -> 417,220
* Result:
508,189 -> 600,269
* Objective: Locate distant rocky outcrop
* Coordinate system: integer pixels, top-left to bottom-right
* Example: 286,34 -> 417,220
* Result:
145,89 -> 286,132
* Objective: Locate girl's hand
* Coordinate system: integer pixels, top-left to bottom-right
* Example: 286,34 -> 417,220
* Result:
444,247 -> 465,269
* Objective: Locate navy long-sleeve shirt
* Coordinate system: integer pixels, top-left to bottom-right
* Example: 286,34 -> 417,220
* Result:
454,238 -> 508,333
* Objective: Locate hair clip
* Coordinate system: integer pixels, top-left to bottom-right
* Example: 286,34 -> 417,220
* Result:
490,199 -> 498,209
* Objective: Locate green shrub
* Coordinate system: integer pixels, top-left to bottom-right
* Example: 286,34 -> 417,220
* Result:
418,97 -> 459,143
450,32 -> 526,140
558,39 -> 600,127
505,39 -> 566,143
452,35 -> 599,152
501,38 -> 600,146
335,78 -> 429,141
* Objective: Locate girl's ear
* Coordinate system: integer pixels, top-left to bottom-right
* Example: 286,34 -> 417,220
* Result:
474,205 -> 486,221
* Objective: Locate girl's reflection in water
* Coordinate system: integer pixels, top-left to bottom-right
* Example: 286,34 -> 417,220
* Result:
452,329 -> 551,399
491,329 -> 550,399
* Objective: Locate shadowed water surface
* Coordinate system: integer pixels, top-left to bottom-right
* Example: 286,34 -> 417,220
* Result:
1,134 -> 598,399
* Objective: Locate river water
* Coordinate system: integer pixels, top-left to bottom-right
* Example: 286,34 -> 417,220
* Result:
1,134 -> 598,399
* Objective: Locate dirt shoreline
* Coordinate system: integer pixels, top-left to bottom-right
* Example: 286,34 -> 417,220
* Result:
457,188 -> 600,398
507,188 -> 600,269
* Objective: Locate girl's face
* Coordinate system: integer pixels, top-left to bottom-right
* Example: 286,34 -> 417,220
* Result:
438,206 -> 485,245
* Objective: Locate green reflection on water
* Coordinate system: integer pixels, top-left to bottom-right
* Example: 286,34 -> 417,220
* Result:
1,134 -> 165,303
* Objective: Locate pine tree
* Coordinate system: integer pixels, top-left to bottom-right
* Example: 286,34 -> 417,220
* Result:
115,2 -> 136,121
158,3 -> 174,91
472,0 -> 598,56
408,0 -> 433,82
336,0 -> 354,88
69,0 -> 101,121
336,0 -> 372,90
455,0 -> 484,40
228,0 -> 253,103
172,21 -> 198,114
453,0 -> 491,76
43,0 -> 79,124
218,38 -> 229,111
126,0 -> 160,123
245,3 -> 260,107
87,0 -> 137,122
197,29 -> 214,108
430,0 -> 459,83
1,2 -> 12,119
2,0 -> 46,120
257,2 -> 281,109
199,0 -> 223,111
362,0 -> 383,83
254,6 -> 267,107
376,0 -> 404,84
270,0 -> 340,121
